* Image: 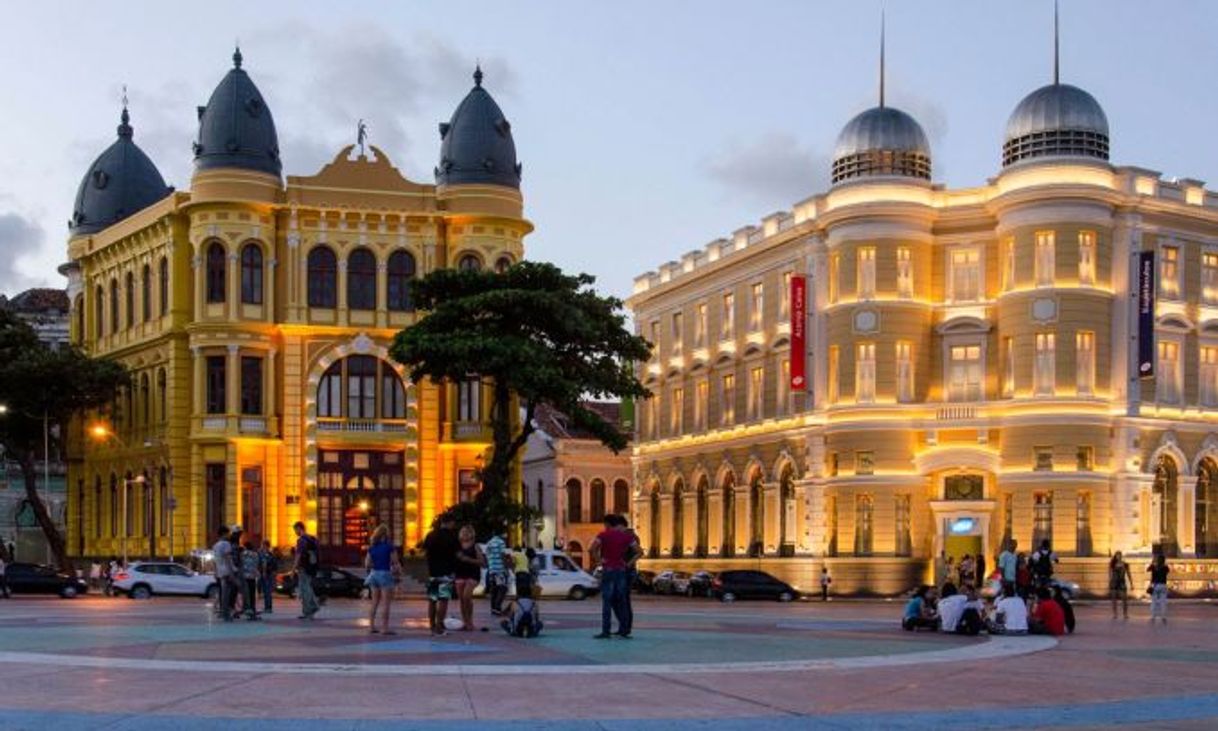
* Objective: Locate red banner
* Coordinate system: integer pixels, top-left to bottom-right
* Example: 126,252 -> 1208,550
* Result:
790,274 -> 807,391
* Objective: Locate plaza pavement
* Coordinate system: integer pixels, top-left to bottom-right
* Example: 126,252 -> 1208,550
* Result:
0,593 -> 1215,729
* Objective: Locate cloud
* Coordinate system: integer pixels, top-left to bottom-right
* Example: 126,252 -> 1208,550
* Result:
0,212 -> 45,295
703,132 -> 830,206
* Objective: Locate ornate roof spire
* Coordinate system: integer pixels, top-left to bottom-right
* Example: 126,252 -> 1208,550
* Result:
1053,0 -> 1060,85
118,84 -> 132,138
233,43 -> 243,69
473,63 -> 483,88
879,10 -> 886,107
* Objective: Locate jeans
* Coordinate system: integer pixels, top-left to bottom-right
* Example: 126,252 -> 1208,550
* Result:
601,569 -> 630,635
242,579 -> 259,617
488,572 -> 508,613
297,570 -> 320,617
1151,583 -> 1168,619
218,575 -> 240,619
260,575 -> 274,612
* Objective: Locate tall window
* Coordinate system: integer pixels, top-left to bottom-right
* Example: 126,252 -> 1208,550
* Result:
140,373 -> 150,425
590,479 -> 607,523
206,242 -> 226,303
1032,492 -> 1053,549
720,292 -> 734,339
158,256 -> 169,316
614,479 -> 630,514
240,244 -> 263,305
856,342 -> 875,403
347,248 -> 377,310
318,361 -> 342,417
346,355 -> 377,418
749,282 -> 763,331
854,494 -> 874,556
695,302 -> 707,347
895,494 -> 912,557
565,479 -> 583,524
780,271 -> 793,318
1003,237 -> 1016,291
748,366 -> 763,420
897,247 -> 913,299
828,346 -> 840,403
307,246 -> 337,308
205,356 -> 226,414
125,271 -> 134,328
75,295 -> 84,345
949,248 -> 981,302
948,344 -> 982,401
387,250 -> 416,311
720,373 -> 735,425
240,356 -> 262,415
1035,231 -> 1055,287
95,285 -> 105,339
777,358 -> 790,415
382,367 -> 406,419
157,369 -> 167,423
1203,346 -> 1218,407
1160,245 -> 1180,299
649,320 -> 660,357
1076,492 -> 1093,556
896,341 -> 913,403
1002,336 -> 1015,398
457,254 -> 482,271
695,379 -> 708,430
670,386 -> 684,434
857,247 -> 875,299
1075,331 -> 1095,396
141,264 -> 151,322
825,494 -> 838,557
494,256 -> 513,273
109,279 -> 119,334
671,312 -> 683,355
1034,333 -> 1056,396
458,377 -> 481,421
1078,231 -> 1096,286
1204,251 -> 1218,305
1158,340 -> 1181,403
828,253 -> 840,304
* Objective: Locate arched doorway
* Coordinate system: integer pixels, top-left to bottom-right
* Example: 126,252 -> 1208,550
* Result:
1198,459 -> 1218,557
1153,455 -> 1180,557
779,465 -> 795,557
748,470 -> 764,557
649,489 -> 661,558
672,479 -> 684,558
721,473 -> 736,557
696,476 -> 709,557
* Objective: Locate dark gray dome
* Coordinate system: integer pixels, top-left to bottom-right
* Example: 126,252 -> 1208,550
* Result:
70,108 -> 171,236
1003,83 -> 1109,167
435,67 -> 520,189
832,106 -> 931,184
193,48 -> 282,177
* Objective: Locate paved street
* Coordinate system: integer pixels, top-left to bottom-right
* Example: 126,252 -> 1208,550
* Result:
0,594 -> 1216,728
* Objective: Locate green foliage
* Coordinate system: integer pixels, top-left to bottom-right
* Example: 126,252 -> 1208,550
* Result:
433,491 -> 542,544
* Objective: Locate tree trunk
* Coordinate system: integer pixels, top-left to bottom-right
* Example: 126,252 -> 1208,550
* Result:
17,450 -> 70,572
483,379 -> 535,501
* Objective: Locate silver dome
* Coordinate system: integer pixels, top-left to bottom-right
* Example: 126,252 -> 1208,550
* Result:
1003,83 -> 1109,166
832,106 -> 931,184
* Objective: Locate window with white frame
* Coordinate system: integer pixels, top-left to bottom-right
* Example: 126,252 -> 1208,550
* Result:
721,292 -> 735,339
671,311 -> 683,355
748,366 -> 763,420
1002,336 -> 1015,398
671,386 -> 684,434
1035,231 -> 1056,287
1161,245 -> 1180,299
856,342 -> 876,403
695,379 -> 709,430
777,358 -> 790,415
749,282 -> 764,331
897,247 -> 913,299
1202,346 -> 1218,407
1075,330 -> 1095,396
1157,339 -> 1181,403
1078,231 -> 1096,286
1204,252 -> 1218,305
828,253 -> 840,304
1003,237 -> 1016,291
949,248 -> 981,302
695,302 -> 707,347
948,344 -> 983,402
721,373 -> 736,425
828,346 -> 840,403
1034,332 -> 1056,396
780,271 -> 792,319
857,247 -> 876,300
896,341 -> 913,403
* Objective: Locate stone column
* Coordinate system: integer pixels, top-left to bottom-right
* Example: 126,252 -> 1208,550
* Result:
267,258 -> 277,322
266,349 -> 277,419
682,492 -> 697,557
376,261 -> 388,328
764,482 -> 781,554
228,252 -> 239,320
658,494 -> 674,557
191,346 -> 205,417
226,344 -> 240,419
337,259 -> 348,326
192,252 -> 204,321
735,490 -> 750,555
707,490 -> 723,556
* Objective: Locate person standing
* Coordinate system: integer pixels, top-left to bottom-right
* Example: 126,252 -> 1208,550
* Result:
997,540 -> 1018,597
364,524 -> 401,635
258,542 -> 277,614
589,513 -> 639,639
1147,553 -> 1171,624
484,530 -> 508,615
1109,551 -> 1133,619
454,525 -> 484,631
422,514 -> 459,636
973,552 -> 986,589
211,526 -> 237,622
820,566 -> 832,602
1030,540 -> 1058,589
292,521 -> 321,620
617,515 -> 641,636
239,539 -> 262,621
0,554 -> 8,598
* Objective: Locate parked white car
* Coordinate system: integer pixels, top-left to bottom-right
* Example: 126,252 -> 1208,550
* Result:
112,561 -> 219,600
475,549 -> 600,600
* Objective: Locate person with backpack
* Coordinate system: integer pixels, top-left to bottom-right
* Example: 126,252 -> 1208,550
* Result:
500,574 -> 544,638
1031,540 -> 1058,589
258,542 -> 277,614
239,538 -> 262,621
292,521 -> 321,620
484,530 -> 509,615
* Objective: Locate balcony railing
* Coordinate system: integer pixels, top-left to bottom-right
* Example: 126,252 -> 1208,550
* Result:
936,404 -> 978,421
316,418 -> 410,434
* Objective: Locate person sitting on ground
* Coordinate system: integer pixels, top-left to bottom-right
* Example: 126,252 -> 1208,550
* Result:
1052,585 -> 1076,635
1029,586 -> 1066,636
955,585 -> 984,636
936,583 -> 966,633
902,585 -> 941,631
987,585 -> 1029,635
500,575 -> 543,638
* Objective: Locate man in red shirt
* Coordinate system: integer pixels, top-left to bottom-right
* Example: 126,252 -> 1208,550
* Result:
1029,587 -> 1066,636
589,513 -> 640,639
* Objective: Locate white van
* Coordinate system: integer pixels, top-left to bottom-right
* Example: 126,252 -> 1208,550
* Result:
476,548 -> 599,600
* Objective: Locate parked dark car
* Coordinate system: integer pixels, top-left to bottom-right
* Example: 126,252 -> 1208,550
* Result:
5,562 -> 89,598
711,570 -> 798,602
276,566 -> 367,599
686,571 -> 716,597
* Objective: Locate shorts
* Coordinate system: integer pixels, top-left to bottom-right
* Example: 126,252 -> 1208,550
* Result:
366,570 -> 396,589
427,576 -> 454,601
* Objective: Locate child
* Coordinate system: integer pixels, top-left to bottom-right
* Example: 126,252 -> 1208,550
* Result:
820,567 -> 832,602
500,575 -> 543,638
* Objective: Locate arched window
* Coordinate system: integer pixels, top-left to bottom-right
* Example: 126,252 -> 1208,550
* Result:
457,254 -> 482,272
206,242 -> 226,303
140,373 -> 150,426
317,357 -> 408,421
157,369 -> 167,423
347,248 -> 376,310
749,471 -> 764,557
1153,455 -> 1180,557
158,256 -> 169,316
649,490 -> 661,558
495,256 -> 513,273
696,476 -> 709,557
382,365 -> 406,419
109,279 -> 119,335
318,361 -> 342,418
125,271 -> 134,328
672,479 -> 685,557
387,250 -> 416,312
613,479 -> 630,514
1199,460 -> 1218,558
240,244 -> 263,305
590,478 -> 607,523
347,355 -> 377,418
566,478 -> 583,523
779,466 -> 795,555
721,473 -> 736,557
74,295 -> 84,344
307,246 -> 337,308
94,286 -> 105,340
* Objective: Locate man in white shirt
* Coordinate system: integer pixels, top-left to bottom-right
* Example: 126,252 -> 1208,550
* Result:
991,586 -> 1028,634
937,585 -> 967,632
211,525 -> 237,622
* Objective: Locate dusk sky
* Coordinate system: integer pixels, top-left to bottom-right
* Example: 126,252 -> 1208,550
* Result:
1,0 -> 1216,300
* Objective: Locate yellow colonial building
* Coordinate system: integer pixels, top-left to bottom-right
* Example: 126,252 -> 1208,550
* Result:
629,59 -> 1218,596
62,51 -> 529,563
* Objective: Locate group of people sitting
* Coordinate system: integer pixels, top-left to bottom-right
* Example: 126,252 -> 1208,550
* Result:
902,580 -> 1075,637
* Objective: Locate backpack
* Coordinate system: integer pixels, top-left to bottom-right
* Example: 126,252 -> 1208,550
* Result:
512,599 -> 541,638
1034,551 -> 1053,579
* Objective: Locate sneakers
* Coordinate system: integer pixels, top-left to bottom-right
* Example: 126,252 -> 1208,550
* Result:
593,632 -> 613,639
